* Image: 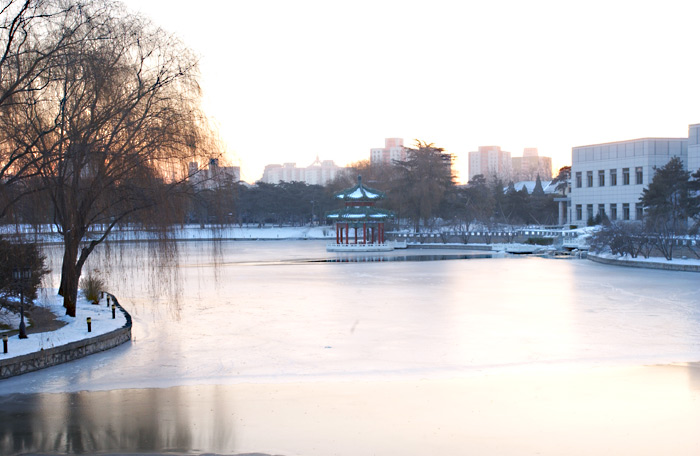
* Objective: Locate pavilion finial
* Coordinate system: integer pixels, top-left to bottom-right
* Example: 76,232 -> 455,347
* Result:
357,175 -> 362,184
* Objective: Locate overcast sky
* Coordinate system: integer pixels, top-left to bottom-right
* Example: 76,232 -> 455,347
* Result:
123,0 -> 700,183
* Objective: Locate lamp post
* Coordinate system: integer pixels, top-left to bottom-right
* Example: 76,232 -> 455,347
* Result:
12,267 -> 31,339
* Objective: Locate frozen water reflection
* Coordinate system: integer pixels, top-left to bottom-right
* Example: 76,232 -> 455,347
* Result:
2,240 -> 700,455
3,240 -> 700,394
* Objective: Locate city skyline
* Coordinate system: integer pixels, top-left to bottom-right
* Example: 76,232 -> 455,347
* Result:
123,0 -> 700,183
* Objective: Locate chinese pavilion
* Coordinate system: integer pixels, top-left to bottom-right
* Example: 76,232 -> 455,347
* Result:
326,176 -> 394,251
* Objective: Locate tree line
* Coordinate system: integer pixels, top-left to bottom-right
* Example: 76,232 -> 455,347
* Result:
186,141 -> 562,231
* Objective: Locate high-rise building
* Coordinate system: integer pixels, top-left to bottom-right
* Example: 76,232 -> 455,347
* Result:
370,138 -> 408,165
468,146 -> 512,181
188,159 -> 240,189
261,157 -> 347,185
511,148 -> 553,181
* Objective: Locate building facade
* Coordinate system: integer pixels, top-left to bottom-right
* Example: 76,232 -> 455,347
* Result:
688,123 -> 700,172
569,137 -> 688,227
370,138 -> 407,165
468,146 -> 512,181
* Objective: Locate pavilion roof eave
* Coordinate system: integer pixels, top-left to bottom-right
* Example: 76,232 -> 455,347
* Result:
334,176 -> 386,201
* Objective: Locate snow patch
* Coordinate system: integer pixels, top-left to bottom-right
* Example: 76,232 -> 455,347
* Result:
0,290 -> 127,360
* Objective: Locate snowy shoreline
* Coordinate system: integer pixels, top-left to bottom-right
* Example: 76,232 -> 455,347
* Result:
588,251 -> 700,272
0,291 -> 127,362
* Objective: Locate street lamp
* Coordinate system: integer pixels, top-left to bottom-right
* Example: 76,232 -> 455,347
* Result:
12,267 -> 31,339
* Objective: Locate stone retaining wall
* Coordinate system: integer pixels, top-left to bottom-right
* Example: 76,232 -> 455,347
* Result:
587,253 -> 700,273
0,294 -> 132,379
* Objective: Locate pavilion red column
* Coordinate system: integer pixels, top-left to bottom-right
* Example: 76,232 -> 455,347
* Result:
379,223 -> 384,244
336,224 -> 340,244
363,223 -> 367,244
345,223 -> 349,245
354,226 -> 358,244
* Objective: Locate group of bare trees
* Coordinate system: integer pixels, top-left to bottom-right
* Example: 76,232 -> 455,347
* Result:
0,0 -> 218,316
591,157 -> 700,261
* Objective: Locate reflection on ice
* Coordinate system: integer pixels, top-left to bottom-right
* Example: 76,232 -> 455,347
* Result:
2,240 -> 700,455
3,240 -> 695,396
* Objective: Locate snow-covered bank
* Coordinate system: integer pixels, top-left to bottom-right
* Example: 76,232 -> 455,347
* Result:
0,291 -> 127,360
2,224 -> 336,243
588,252 -> 700,272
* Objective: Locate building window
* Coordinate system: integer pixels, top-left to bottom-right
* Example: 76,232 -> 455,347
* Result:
623,203 -> 630,220
587,204 -> 593,221
610,169 -> 617,186
576,172 -> 582,188
587,171 -> 593,187
598,170 -> 605,186
610,204 -> 617,220
635,167 -> 643,185
598,204 -> 605,218
576,204 -> 582,220
622,168 -> 630,185
636,203 -> 644,220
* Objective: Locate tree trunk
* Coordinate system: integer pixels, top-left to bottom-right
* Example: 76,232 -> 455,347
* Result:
60,234 -> 82,317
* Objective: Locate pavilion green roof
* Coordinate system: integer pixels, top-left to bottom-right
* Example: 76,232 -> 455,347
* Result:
334,176 -> 386,201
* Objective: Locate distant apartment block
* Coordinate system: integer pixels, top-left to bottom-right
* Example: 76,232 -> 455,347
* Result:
511,148 -> 552,181
261,157 -> 347,185
567,125 -> 700,227
468,146 -> 512,181
370,138 -> 408,165
189,158 -> 240,189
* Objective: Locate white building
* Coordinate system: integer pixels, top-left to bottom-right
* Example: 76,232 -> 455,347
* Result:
370,138 -> 407,165
261,157 -> 347,185
688,123 -> 700,172
468,146 -> 512,181
568,136 -> 689,227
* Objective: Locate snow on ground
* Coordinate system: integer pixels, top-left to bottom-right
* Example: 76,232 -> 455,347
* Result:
0,306 -> 21,328
0,291 -> 127,360
591,251 -> 700,266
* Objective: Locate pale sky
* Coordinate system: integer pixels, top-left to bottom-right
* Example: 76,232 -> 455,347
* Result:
124,0 -> 700,183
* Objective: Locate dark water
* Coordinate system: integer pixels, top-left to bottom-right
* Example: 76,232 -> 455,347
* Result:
307,253 -> 493,262
0,385 -> 247,455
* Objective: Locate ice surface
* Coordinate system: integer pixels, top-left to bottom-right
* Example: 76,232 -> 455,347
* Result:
2,240 -> 700,395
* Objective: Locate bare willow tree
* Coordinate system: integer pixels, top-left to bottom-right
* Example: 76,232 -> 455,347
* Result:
1,0 -> 217,316
0,0 -> 85,217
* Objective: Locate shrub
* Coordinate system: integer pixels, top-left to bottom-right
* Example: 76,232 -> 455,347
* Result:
0,240 -> 49,303
525,237 -> 553,246
79,272 -> 105,303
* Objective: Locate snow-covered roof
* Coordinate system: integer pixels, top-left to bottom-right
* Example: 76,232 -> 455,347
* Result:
325,205 -> 394,222
505,180 -> 560,195
335,175 -> 385,201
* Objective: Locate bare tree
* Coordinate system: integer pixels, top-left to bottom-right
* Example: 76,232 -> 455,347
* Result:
2,0 -> 217,316
0,0 -> 76,216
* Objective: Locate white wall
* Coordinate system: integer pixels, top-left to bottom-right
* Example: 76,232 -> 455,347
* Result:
569,138 -> 687,226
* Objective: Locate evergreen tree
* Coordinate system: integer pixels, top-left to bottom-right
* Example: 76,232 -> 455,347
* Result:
640,157 -> 697,259
392,141 -> 454,231
532,175 -> 545,196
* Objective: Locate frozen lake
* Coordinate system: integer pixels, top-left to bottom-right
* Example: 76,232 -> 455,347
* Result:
2,240 -> 700,455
